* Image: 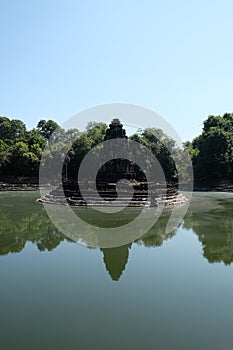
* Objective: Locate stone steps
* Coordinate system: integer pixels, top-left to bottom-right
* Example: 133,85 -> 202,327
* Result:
40,191 -> 187,207
39,181 -> 187,207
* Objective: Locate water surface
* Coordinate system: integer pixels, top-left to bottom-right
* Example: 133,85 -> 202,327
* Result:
1,191 -> 233,350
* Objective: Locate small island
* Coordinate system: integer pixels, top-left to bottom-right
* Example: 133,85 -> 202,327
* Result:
39,118 -> 188,207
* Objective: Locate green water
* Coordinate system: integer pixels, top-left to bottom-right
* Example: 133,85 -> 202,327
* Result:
1,191 -> 233,350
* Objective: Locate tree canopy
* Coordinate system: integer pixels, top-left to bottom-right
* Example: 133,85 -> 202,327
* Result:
1,113 -> 233,185
190,113 -> 233,183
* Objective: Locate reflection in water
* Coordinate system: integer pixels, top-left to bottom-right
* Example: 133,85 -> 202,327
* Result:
0,192 -> 67,254
137,214 -> 176,247
183,193 -> 233,265
0,212 -> 66,255
101,244 -> 131,281
1,192 -> 233,280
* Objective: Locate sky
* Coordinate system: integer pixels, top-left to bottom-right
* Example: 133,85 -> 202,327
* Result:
1,0 -> 233,141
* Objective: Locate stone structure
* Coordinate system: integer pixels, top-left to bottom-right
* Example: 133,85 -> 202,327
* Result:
104,118 -> 127,140
99,118 -> 134,182
39,118 -> 188,207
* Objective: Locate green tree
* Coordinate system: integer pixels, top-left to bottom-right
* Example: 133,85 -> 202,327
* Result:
8,141 -> 39,176
191,113 -> 233,182
10,119 -> 26,141
86,121 -> 107,146
0,117 -> 26,144
0,139 -> 10,167
37,119 -> 60,140
0,116 -> 12,141
130,127 -> 178,182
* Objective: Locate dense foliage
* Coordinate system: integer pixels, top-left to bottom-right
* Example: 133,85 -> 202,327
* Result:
0,116 -> 180,182
189,113 -> 233,183
1,113 -> 233,184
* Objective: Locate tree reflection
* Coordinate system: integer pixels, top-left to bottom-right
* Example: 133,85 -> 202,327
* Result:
0,216 -> 26,254
183,198 -> 233,265
0,206 -> 66,255
99,215 -> 177,281
136,214 -> 177,247
0,198 -> 178,281
2,193 -> 233,280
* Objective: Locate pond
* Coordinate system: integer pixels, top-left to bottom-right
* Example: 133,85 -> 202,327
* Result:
1,191 -> 233,350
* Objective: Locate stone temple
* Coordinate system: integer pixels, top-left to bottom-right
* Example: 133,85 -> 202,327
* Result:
97,118 -> 137,182
40,119 -> 187,207
104,118 -> 127,140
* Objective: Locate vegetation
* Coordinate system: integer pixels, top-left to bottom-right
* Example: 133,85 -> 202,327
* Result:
0,116 -> 180,182
189,113 -> 233,184
1,113 -> 233,185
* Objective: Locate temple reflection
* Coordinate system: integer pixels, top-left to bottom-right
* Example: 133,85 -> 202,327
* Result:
101,244 -> 131,281
2,193 -> 233,280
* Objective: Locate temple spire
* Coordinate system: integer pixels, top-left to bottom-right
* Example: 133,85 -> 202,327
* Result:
104,118 -> 127,140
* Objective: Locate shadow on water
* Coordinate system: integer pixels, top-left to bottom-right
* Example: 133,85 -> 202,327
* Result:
1,192 -> 233,280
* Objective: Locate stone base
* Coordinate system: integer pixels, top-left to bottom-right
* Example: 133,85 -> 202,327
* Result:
39,181 -> 188,207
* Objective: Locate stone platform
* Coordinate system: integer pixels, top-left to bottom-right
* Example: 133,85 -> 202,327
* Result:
39,119 -> 188,207
39,181 -> 188,207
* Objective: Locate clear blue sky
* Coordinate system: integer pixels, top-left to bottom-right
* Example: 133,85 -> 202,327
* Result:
1,0 -> 233,141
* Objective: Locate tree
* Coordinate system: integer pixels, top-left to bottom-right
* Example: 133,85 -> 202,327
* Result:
26,128 -> 46,149
129,127 -> 178,182
37,119 -> 60,140
86,121 -> 107,146
0,116 -> 12,141
191,114 -> 233,182
0,140 -> 10,167
6,141 -> 40,176
0,117 -> 26,144
10,119 -> 26,141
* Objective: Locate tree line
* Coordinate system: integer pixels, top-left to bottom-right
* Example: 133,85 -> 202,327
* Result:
1,113 -> 233,184
187,113 -> 233,184
0,117 -> 178,182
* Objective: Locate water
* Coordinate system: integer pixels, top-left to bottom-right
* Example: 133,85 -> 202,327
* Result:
1,191 -> 233,350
